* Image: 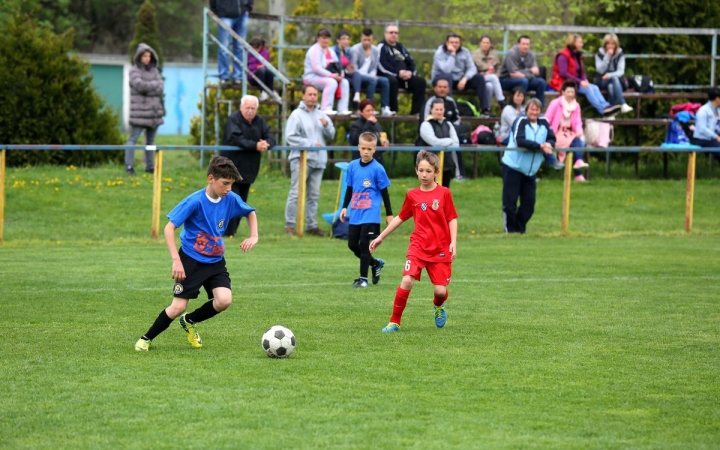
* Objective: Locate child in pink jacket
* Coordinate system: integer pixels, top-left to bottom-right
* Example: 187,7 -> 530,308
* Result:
544,80 -> 590,181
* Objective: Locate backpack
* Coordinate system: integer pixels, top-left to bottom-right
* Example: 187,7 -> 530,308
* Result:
625,75 -> 654,93
456,99 -> 479,117
664,112 -> 694,145
670,102 -> 701,118
471,124 -> 495,145
331,218 -> 349,239
585,119 -> 614,148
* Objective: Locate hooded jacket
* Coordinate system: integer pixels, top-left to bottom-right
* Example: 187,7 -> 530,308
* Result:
209,0 -> 253,18
285,101 -> 336,169
502,114 -> 556,176
595,47 -> 626,79
129,43 -> 164,128
431,44 -> 478,81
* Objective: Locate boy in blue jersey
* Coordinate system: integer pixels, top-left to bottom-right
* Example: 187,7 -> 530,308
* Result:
339,132 -> 393,288
135,156 -> 259,351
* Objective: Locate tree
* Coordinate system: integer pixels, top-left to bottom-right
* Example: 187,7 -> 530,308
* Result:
128,0 -> 163,70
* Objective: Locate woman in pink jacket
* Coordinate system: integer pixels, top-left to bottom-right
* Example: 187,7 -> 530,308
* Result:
544,80 -> 590,182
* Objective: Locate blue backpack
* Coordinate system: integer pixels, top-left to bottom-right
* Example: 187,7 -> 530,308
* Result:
665,111 -> 693,145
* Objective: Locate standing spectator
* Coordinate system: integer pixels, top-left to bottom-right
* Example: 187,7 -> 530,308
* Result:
499,88 -> 525,145
594,33 -> 633,114
247,36 -> 280,102
125,43 -> 164,175
417,98 -> 460,189
378,24 -> 426,115
303,28 -> 352,115
544,80 -> 590,182
470,34 -> 507,110
432,33 -> 491,117
220,95 -> 276,237
690,87 -> 720,162
284,85 -> 336,236
549,34 -> 622,117
350,28 -> 394,116
349,99 -> 389,162
501,98 -> 556,234
210,0 -> 253,85
499,36 -> 547,107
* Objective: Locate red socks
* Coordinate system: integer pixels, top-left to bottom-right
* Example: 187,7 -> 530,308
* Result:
390,287 -> 410,324
433,289 -> 448,307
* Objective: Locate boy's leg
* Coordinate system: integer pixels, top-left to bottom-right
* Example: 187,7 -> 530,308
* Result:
135,297 -> 189,351
427,262 -> 452,328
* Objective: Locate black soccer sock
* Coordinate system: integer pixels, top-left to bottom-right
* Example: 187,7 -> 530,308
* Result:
142,310 -> 173,340
185,300 -> 219,324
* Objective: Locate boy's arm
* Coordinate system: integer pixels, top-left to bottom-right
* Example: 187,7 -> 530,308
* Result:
447,218 -> 458,259
369,215 -> 405,252
380,187 -> 393,224
239,211 -> 259,252
164,221 -> 185,281
339,186 -> 353,222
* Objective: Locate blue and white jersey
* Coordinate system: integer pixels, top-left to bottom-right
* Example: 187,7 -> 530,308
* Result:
345,159 -> 391,225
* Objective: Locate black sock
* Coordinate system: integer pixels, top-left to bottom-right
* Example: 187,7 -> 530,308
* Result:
186,300 -> 219,324
142,310 -> 173,340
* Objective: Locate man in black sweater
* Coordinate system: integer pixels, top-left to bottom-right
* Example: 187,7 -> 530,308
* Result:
377,24 -> 427,115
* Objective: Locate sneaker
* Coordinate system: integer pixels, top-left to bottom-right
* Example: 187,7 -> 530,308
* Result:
272,92 -> 283,103
382,322 -> 400,333
337,110 -> 353,116
372,258 -> 385,285
573,159 -> 589,169
126,166 -> 136,175
322,109 -> 337,115
602,104 -> 622,117
178,314 -> 203,348
353,92 -> 361,103
259,91 -> 270,102
145,167 -> 155,174
620,103 -> 634,114
305,227 -> 326,237
434,304 -> 447,328
381,106 -> 396,117
353,278 -> 368,288
135,338 -> 151,351
285,226 -> 295,235
551,160 -> 565,170
575,174 -> 587,182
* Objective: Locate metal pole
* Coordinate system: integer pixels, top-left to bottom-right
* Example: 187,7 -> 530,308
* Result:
296,150 -> 308,237
711,30 -> 717,86
151,148 -> 163,239
201,7 -> 210,167
0,148 -> 5,245
278,16 -> 285,75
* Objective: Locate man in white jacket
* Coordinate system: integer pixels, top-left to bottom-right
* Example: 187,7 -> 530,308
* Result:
284,85 -> 336,236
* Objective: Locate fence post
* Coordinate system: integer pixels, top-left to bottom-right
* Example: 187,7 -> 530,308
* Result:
437,151 -> 445,186
685,151 -> 696,232
0,148 -> 5,245
561,151 -> 573,233
296,150 -> 308,237
151,148 -> 163,239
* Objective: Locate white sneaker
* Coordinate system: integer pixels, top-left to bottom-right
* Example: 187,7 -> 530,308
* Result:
381,106 -> 396,117
620,103 -> 633,114
322,109 -> 337,115
337,110 -> 353,115
573,159 -> 589,169
353,92 -> 361,103
259,91 -> 270,102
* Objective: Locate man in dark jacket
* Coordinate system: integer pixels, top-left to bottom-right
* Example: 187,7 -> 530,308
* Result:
210,0 -> 254,84
377,24 -> 426,115
220,94 -> 275,236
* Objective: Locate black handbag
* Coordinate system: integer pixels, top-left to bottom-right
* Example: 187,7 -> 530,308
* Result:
326,62 -> 344,75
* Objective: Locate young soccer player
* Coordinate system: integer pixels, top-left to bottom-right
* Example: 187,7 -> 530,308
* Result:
339,132 -> 393,288
369,150 -> 458,332
134,156 -> 259,351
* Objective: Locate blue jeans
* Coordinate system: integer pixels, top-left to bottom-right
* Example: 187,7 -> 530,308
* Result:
353,74 -> 390,108
124,125 -> 157,170
577,83 -> 610,114
500,77 -> 547,107
690,138 -> 720,161
598,76 -> 626,106
569,136 -> 586,175
218,14 -> 249,81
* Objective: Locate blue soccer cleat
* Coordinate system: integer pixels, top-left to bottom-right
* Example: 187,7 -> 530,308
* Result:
434,305 -> 447,328
382,322 -> 400,333
372,259 -> 385,285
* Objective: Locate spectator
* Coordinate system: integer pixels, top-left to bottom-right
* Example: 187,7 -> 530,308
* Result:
125,43 -> 164,175
549,33 -> 622,117
471,34 -> 507,110
303,28 -> 352,115
331,29 -> 361,111
350,28 -> 395,116
247,36 -> 280,102
499,35 -> 547,107
544,80 -> 591,182
349,99 -> 389,162
417,98 -> 460,188
220,95 -> 276,237
210,0 -> 253,85
284,85 -> 336,237
378,24 -> 426,115
432,32 -> 491,117
595,33 -> 633,114
690,87 -> 720,162
499,87 -> 525,145
501,98 -> 556,234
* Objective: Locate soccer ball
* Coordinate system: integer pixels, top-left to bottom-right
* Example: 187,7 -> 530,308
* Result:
261,325 -> 296,358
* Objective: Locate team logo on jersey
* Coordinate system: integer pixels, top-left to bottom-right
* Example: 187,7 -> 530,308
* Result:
363,179 -> 371,188
174,283 -> 184,295
421,202 -> 427,211
218,219 -> 225,229
432,199 -> 440,210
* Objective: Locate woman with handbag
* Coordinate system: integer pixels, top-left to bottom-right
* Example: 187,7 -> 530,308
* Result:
302,28 -> 352,115
544,80 -> 590,182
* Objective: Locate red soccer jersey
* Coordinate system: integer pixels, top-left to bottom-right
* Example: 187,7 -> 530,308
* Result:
398,185 -> 458,262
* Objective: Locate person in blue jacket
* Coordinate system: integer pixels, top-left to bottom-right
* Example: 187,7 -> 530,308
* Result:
501,98 -> 556,234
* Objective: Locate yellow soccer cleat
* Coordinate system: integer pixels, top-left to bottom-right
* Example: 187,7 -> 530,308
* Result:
135,338 -> 151,351
178,314 -> 203,348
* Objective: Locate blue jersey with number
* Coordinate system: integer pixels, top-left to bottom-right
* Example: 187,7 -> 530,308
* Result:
167,188 -> 255,263
345,159 -> 391,225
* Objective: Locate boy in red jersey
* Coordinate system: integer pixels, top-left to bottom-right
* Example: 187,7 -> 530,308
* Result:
369,150 -> 458,333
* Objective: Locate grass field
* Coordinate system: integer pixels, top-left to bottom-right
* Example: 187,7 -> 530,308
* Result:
1,148 -> 719,449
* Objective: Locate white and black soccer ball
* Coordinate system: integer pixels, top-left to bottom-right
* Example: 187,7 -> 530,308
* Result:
261,325 -> 296,358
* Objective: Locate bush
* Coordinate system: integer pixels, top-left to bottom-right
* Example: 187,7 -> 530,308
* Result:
0,11 -> 124,167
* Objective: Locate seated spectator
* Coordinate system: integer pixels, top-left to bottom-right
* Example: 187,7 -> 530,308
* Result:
378,24 -> 426,115
432,33 -> 491,117
499,87 -> 525,145
349,99 -> 389,162
499,35 -> 547,107
544,80 -> 591,181
471,35 -> 506,110
594,33 -> 633,114
302,28 -> 351,115
247,36 -> 280,103
417,98 -> 460,188
350,28 -> 394,116
331,29 -> 361,110
549,33 -> 622,117
690,87 -> 720,162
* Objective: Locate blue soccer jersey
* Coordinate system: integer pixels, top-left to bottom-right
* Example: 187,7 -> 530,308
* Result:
167,189 -> 255,263
346,159 -> 391,225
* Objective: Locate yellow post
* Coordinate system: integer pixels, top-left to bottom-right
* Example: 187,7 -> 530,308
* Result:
151,149 -> 163,239
0,149 -> 5,245
296,150 -> 308,237
331,167 -> 343,238
437,151 -> 445,186
685,151 -> 696,232
561,151 -> 573,233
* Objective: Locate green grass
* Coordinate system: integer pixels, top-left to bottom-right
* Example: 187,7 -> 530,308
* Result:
1,147 -> 720,449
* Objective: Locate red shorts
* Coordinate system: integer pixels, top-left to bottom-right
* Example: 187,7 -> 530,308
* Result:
402,256 -> 452,286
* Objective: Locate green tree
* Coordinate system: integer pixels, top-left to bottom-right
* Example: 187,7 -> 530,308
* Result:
128,0 -> 163,70
0,11 -> 123,166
